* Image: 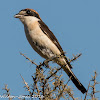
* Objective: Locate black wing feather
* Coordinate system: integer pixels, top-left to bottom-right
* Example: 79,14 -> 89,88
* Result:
38,20 -> 72,69
38,20 -> 64,54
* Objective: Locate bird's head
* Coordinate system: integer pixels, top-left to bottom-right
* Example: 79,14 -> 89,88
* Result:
14,8 -> 41,25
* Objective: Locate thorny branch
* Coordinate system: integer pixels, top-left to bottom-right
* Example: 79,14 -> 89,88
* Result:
91,71 -> 98,100
2,84 -> 10,96
20,52 -> 83,100
2,85 -> 12,100
69,53 -> 82,63
20,52 -> 38,66
84,71 -> 100,100
20,74 -> 32,96
84,81 -> 90,100
1,53 -> 99,100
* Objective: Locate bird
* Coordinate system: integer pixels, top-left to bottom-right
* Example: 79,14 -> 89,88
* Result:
14,8 -> 87,94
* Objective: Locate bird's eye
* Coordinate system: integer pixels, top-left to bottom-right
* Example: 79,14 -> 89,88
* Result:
26,10 -> 31,14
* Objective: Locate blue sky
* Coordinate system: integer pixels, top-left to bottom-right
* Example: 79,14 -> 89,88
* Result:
0,0 -> 100,99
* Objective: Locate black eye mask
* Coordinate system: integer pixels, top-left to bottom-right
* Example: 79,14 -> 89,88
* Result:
26,10 -> 40,19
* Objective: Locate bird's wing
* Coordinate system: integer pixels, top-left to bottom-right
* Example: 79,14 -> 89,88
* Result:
38,20 -> 64,54
38,20 -> 72,69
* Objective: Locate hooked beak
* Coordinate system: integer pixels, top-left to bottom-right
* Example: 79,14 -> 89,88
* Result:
14,11 -> 26,18
14,13 -> 22,18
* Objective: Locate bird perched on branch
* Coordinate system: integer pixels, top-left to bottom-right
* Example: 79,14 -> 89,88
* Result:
14,8 -> 87,94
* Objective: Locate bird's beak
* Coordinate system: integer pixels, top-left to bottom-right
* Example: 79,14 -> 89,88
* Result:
14,11 -> 25,18
14,14 -> 22,18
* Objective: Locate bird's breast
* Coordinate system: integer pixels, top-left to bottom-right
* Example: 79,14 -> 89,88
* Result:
24,23 -> 65,63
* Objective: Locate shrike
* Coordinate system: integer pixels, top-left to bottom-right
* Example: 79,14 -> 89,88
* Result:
14,8 -> 87,94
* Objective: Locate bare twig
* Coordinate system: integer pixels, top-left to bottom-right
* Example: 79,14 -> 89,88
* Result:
32,76 -> 40,95
57,84 -> 67,100
2,85 -> 13,100
20,74 -> 32,96
92,71 -> 97,100
19,52 -> 85,100
69,53 -> 82,63
2,84 -> 10,96
84,81 -> 90,100
20,52 -> 38,66
46,67 -> 62,80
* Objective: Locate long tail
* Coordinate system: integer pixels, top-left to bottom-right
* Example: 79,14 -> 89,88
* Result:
61,64 -> 87,94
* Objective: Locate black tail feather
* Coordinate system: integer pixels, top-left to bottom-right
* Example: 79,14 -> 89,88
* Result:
62,65 -> 87,94
68,72 -> 87,94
